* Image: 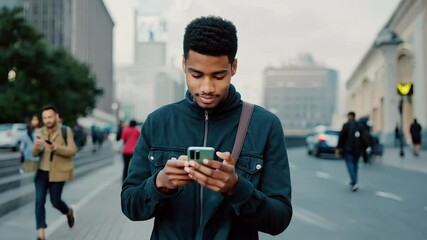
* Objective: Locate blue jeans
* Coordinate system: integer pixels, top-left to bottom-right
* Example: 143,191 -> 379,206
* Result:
343,150 -> 360,185
34,170 -> 70,229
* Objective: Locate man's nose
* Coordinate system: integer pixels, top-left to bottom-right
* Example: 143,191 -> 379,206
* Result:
200,77 -> 214,93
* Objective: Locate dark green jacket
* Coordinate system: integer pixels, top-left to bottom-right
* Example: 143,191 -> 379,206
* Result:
121,85 -> 292,240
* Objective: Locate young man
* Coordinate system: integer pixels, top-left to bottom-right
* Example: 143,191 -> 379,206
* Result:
336,111 -> 365,192
32,105 -> 77,240
121,16 -> 292,239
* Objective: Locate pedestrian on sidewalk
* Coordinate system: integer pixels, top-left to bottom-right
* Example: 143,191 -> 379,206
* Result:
409,118 -> 422,156
32,105 -> 77,240
121,16 -> 292,239
394,123 -> 400,147
336,111 -> 369,191
120,119 -> 140,182
20,115 -> 41,173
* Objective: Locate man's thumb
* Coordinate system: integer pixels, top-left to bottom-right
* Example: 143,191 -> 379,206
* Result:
217,151 -> 234,165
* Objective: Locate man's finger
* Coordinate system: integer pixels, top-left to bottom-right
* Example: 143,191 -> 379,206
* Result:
216,151 -> 235,165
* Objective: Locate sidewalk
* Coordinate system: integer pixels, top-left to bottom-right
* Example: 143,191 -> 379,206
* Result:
48,179 -> 153,240
371,146 -> 427,174
0,154 -> 149,240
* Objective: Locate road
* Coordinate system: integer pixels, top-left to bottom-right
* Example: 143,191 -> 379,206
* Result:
0,150 -> 19,161
2,147 -> 426,239
261,148 -> 427,240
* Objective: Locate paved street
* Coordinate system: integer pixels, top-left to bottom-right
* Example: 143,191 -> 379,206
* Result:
268,147 -> 427,240
0,146 -> 426,239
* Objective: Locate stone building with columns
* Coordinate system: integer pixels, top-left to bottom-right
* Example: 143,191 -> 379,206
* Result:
346,0 -> 427,148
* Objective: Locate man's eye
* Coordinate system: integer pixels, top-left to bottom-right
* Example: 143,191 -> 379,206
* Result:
192,74 -> 202,79
213,75 -> 225,80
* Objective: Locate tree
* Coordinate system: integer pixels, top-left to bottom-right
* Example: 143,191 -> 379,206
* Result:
0,7 -> 102,125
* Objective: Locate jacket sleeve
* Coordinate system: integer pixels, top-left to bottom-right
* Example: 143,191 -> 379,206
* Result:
32,130 -> 43,157
121,120 -> 180,221
228,117 -> 292,235
54,127 -> 77,158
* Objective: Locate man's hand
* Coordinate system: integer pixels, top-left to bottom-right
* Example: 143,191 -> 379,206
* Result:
335,149 -> 341,157
44,142 -> 57,152
156,156 -> 193,193
184,151 -> 239,196
34,137 -> 45,150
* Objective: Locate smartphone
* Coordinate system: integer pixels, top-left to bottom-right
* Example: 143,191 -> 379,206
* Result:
45,140 -> 52,145
187,146 -> 215,165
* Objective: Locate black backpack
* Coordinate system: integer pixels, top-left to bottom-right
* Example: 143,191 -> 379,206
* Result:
61,125 -> 68,146
351,122 -> 370,152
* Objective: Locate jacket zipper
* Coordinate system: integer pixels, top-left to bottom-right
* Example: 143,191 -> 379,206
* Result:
199,110 -> 209,229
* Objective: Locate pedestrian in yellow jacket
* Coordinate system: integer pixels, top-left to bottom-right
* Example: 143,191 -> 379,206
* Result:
32,105 -> 77,240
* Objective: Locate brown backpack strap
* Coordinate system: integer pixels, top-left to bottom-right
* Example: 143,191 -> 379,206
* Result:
232,101 -> 254,161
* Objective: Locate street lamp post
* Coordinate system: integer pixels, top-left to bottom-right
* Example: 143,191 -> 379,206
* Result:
397,82 -> 414,158
398,96 -> 404,157
111,101 -> 120,125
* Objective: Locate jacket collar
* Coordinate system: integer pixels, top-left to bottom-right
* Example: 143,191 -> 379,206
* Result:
184,84 -> 242,120
40,124 -> 60,141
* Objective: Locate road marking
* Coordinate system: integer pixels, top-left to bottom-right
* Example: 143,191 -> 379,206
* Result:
294,206 -> 335,230
375,191 -> 404,202
315,171 -> 331,179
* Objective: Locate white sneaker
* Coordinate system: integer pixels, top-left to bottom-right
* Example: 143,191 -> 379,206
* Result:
351,184 -> 359,192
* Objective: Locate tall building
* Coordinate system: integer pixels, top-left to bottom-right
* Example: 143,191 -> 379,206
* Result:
1,0 -> 114,125
263,54 -> 338,135
115,3 -> 184,122
346,0 -> 427,148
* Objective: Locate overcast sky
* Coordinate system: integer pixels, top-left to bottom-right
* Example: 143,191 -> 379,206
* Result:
104,0 -> 401,111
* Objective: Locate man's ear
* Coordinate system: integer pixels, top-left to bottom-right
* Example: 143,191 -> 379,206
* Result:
182,58 -> 186,73
231,59 -> 238,76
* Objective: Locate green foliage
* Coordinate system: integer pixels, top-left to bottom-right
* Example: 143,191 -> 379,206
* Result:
0,7 -> 102,125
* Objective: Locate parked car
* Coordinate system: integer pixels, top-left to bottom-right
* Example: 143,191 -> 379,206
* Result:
306,125 -> 340,157
0,123 -> 27,151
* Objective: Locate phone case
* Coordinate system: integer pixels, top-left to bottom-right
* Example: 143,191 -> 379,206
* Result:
187,146 -> 215,164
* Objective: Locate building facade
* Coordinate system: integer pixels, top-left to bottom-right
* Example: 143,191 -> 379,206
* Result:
346,0 -> 427,148
263,56 -> 338,135
1,0 -> 114,124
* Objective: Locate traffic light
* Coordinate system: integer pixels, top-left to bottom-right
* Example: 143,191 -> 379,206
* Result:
397,82 -> 413,96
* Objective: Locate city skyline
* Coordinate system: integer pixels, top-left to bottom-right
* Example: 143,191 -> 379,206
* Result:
104,0 -> 401,111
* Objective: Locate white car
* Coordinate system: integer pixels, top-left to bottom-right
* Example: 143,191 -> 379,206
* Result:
306,125 -> 340,157
0,123 -> 27,151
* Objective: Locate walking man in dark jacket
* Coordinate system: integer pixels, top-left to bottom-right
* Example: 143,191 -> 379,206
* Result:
336,111 -> 366,192
121,16 -> 292,239
410,118 -> 422,156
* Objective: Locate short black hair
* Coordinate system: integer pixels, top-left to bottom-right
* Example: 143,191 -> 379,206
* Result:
129,119 -> 137,127
41,104 -> 57,113
183,16 -> 238,63
348,111 -> 356,118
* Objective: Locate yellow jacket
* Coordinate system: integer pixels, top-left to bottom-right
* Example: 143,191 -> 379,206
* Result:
32,124 -> 77,182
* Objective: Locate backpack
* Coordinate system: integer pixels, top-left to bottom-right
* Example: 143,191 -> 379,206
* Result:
351,122 -> 370,152
61,125 -> 68,146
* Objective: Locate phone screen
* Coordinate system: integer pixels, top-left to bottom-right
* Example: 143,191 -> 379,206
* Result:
45,140 -> 52,145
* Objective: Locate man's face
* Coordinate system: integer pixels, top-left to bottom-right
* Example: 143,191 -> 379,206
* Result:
42,109 -> 58,129
183,50 -> 237,109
